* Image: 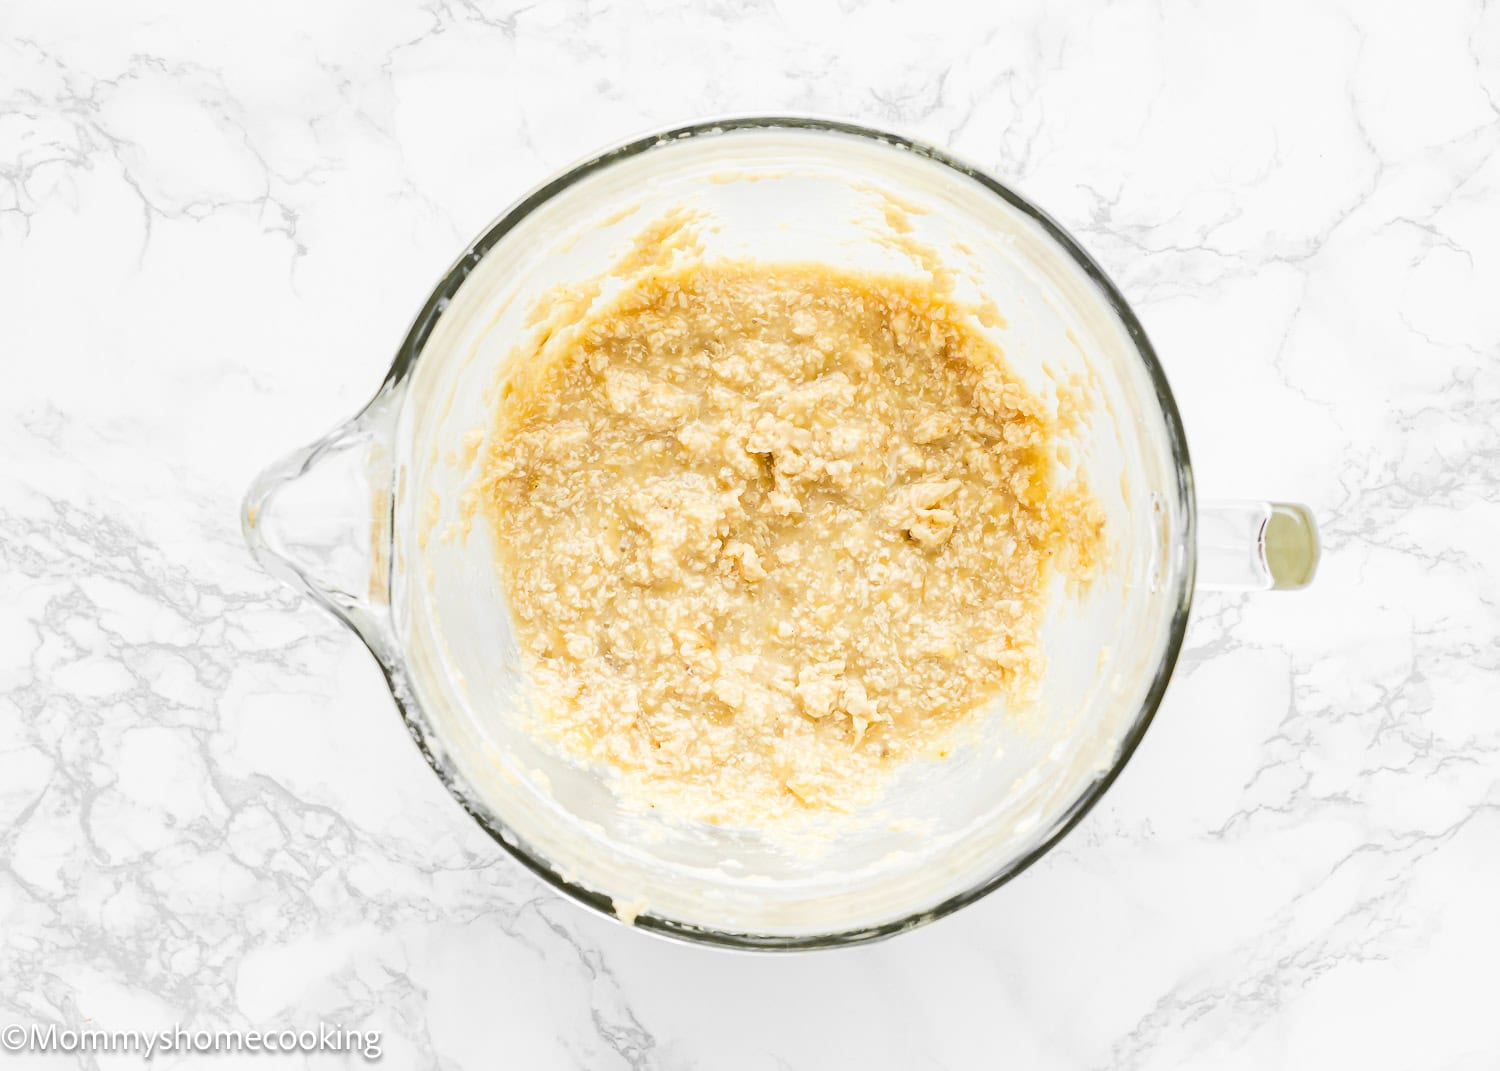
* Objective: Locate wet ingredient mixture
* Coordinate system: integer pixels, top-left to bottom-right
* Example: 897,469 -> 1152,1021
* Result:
478,260 -> 1104,826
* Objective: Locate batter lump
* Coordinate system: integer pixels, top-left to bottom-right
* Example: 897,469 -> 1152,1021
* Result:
478,260 -> 1104,825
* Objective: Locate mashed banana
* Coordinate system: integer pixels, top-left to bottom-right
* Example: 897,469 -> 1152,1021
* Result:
477,260 -> 1103,825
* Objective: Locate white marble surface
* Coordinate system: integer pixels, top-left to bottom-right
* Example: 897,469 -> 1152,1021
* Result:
3,0 -> 1498,1067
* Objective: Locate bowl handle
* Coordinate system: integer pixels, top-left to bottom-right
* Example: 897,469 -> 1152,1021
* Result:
1197,500 -> 1320,591
241,388 -> 401,655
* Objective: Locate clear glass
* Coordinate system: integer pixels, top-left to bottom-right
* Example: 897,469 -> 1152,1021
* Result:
242,118 -> 1318,949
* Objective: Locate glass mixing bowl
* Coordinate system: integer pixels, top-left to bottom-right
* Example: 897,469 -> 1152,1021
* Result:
243,117 -> 1318,949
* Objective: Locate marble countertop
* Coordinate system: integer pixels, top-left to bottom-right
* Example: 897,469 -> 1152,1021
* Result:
3,1 -> 1497,1067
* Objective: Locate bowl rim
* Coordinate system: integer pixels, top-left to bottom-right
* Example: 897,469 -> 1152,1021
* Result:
374,114 -> 1197,951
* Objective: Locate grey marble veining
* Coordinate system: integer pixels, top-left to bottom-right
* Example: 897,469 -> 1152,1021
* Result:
2,0 -> 1498,1067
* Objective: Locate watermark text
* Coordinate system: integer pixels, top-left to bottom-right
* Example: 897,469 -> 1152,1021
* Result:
1,1021 -> 382,1061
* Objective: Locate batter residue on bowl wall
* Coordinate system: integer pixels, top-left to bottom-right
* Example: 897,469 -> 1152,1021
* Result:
471,210 -> 1105,828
